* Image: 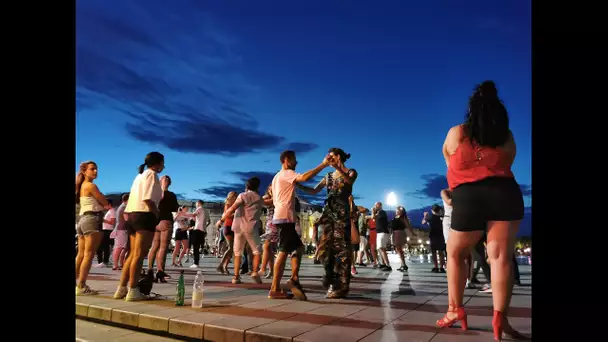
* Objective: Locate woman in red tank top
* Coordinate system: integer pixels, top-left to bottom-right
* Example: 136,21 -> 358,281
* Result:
436,81 -> 524,340
367,215 -> 379,267
216,191 -> 237,274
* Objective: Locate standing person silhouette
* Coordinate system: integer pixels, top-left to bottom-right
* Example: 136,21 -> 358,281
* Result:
374,202 -> 391,271
436,81 -> 524,340
114,152 -> 164,301
76,161 -> 111,295
423,205 -> 446,272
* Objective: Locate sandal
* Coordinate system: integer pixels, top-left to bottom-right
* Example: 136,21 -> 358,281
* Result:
436,305 -> 468,330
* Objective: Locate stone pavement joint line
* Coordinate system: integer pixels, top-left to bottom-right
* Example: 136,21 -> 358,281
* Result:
76,256 -> 532,341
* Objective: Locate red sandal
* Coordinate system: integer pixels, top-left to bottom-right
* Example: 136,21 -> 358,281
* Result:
436,306 -> 468,330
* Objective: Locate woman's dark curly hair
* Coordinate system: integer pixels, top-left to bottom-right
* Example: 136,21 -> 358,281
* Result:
464,80 -> 510,148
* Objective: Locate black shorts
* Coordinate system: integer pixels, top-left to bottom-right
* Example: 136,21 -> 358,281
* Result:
430,236 -> 446,252
277,223 -> 303,254
127,212 -> 158,234
451,177 -> 525,232
175,229 -> 188,241
351,243 -> 360,252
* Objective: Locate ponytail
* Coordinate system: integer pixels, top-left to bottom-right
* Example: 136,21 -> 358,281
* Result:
76,160 -> 96,204
75,172 -> 85,204
139,152 -> 164,174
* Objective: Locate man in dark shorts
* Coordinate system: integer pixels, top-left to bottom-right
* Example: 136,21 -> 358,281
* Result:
423,205 -> 446,273
268,150 -> 331,300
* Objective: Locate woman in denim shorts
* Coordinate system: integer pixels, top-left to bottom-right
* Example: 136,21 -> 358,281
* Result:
76,160 -> 111,296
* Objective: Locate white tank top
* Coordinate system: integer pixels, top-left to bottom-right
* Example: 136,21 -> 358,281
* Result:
442,200 -> 453,218
80,196 -> 104,215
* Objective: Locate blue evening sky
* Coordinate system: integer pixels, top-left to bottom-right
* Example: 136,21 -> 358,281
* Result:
76,0 -> 532,234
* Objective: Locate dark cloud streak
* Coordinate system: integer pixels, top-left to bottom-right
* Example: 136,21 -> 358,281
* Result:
76,1 -> 318,156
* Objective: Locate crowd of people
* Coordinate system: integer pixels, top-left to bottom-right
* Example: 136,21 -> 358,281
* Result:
75,80 -> 525,340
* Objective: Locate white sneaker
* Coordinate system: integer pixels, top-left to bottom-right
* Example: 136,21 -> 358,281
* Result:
76,285 -> 99,296
125,287 -> 147,301
113,286 -> 128,299
94,263 -> 106,268
480,284 -> 492,293
190,264 -> 199,269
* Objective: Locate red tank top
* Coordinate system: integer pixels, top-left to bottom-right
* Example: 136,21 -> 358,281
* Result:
368,218 -> 376,229
447,127 -> 515,190
224,204 -> 234,226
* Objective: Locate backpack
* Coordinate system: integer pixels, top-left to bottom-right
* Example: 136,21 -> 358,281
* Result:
137,269 -> 155,296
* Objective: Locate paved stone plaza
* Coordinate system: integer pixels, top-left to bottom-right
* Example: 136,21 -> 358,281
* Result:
76,254 -> 532,341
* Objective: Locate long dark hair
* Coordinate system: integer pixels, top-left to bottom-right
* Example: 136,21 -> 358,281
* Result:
76,161 -> 96,204
396,206 -> 408,219
139,152 -> 164,174
328,147 -> 351,162
463,80 -> 510,148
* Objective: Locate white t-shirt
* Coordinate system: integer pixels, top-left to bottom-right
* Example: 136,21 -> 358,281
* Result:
194,207 -> 210,232
232,190 -> 263,234
173,214 -> 189,230
271,169 -> 300,224
103,208 -> 116,230
125,169 -> 162,213
442,200 -> 453,218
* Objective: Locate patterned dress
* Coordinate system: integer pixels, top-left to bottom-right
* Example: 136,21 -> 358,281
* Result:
314,168 -> 358,298
260,187 -> 279,244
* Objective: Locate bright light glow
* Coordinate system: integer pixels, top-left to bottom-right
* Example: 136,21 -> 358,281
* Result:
418,239 -> 422,244
426,240 -> 430,245
406,237 -> 410,241
386,192 -> 398,207
524,248 -> 531,253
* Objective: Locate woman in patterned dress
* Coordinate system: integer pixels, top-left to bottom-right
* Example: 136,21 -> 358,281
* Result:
297,147 -> 358,298
260,185 -> 278,279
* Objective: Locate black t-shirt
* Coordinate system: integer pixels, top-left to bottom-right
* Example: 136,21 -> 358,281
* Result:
391,217 -> 406,231
375,210 -> 389,233
158,191 -> 179,222
429,214 -> 443,238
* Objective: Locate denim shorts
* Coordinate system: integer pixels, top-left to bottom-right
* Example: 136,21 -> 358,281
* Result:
77,211 -> 103,236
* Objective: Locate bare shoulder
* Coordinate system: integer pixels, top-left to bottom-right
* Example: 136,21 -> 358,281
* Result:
501,130 -> 517,153
444,125 -> 464,155
80,181 -> 97,194
447,125 -> 464,140
506,130 -> 516,144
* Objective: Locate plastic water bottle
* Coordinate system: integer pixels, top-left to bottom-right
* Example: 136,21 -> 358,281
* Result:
192,271 -> 204,308
176,270 -> 185,306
